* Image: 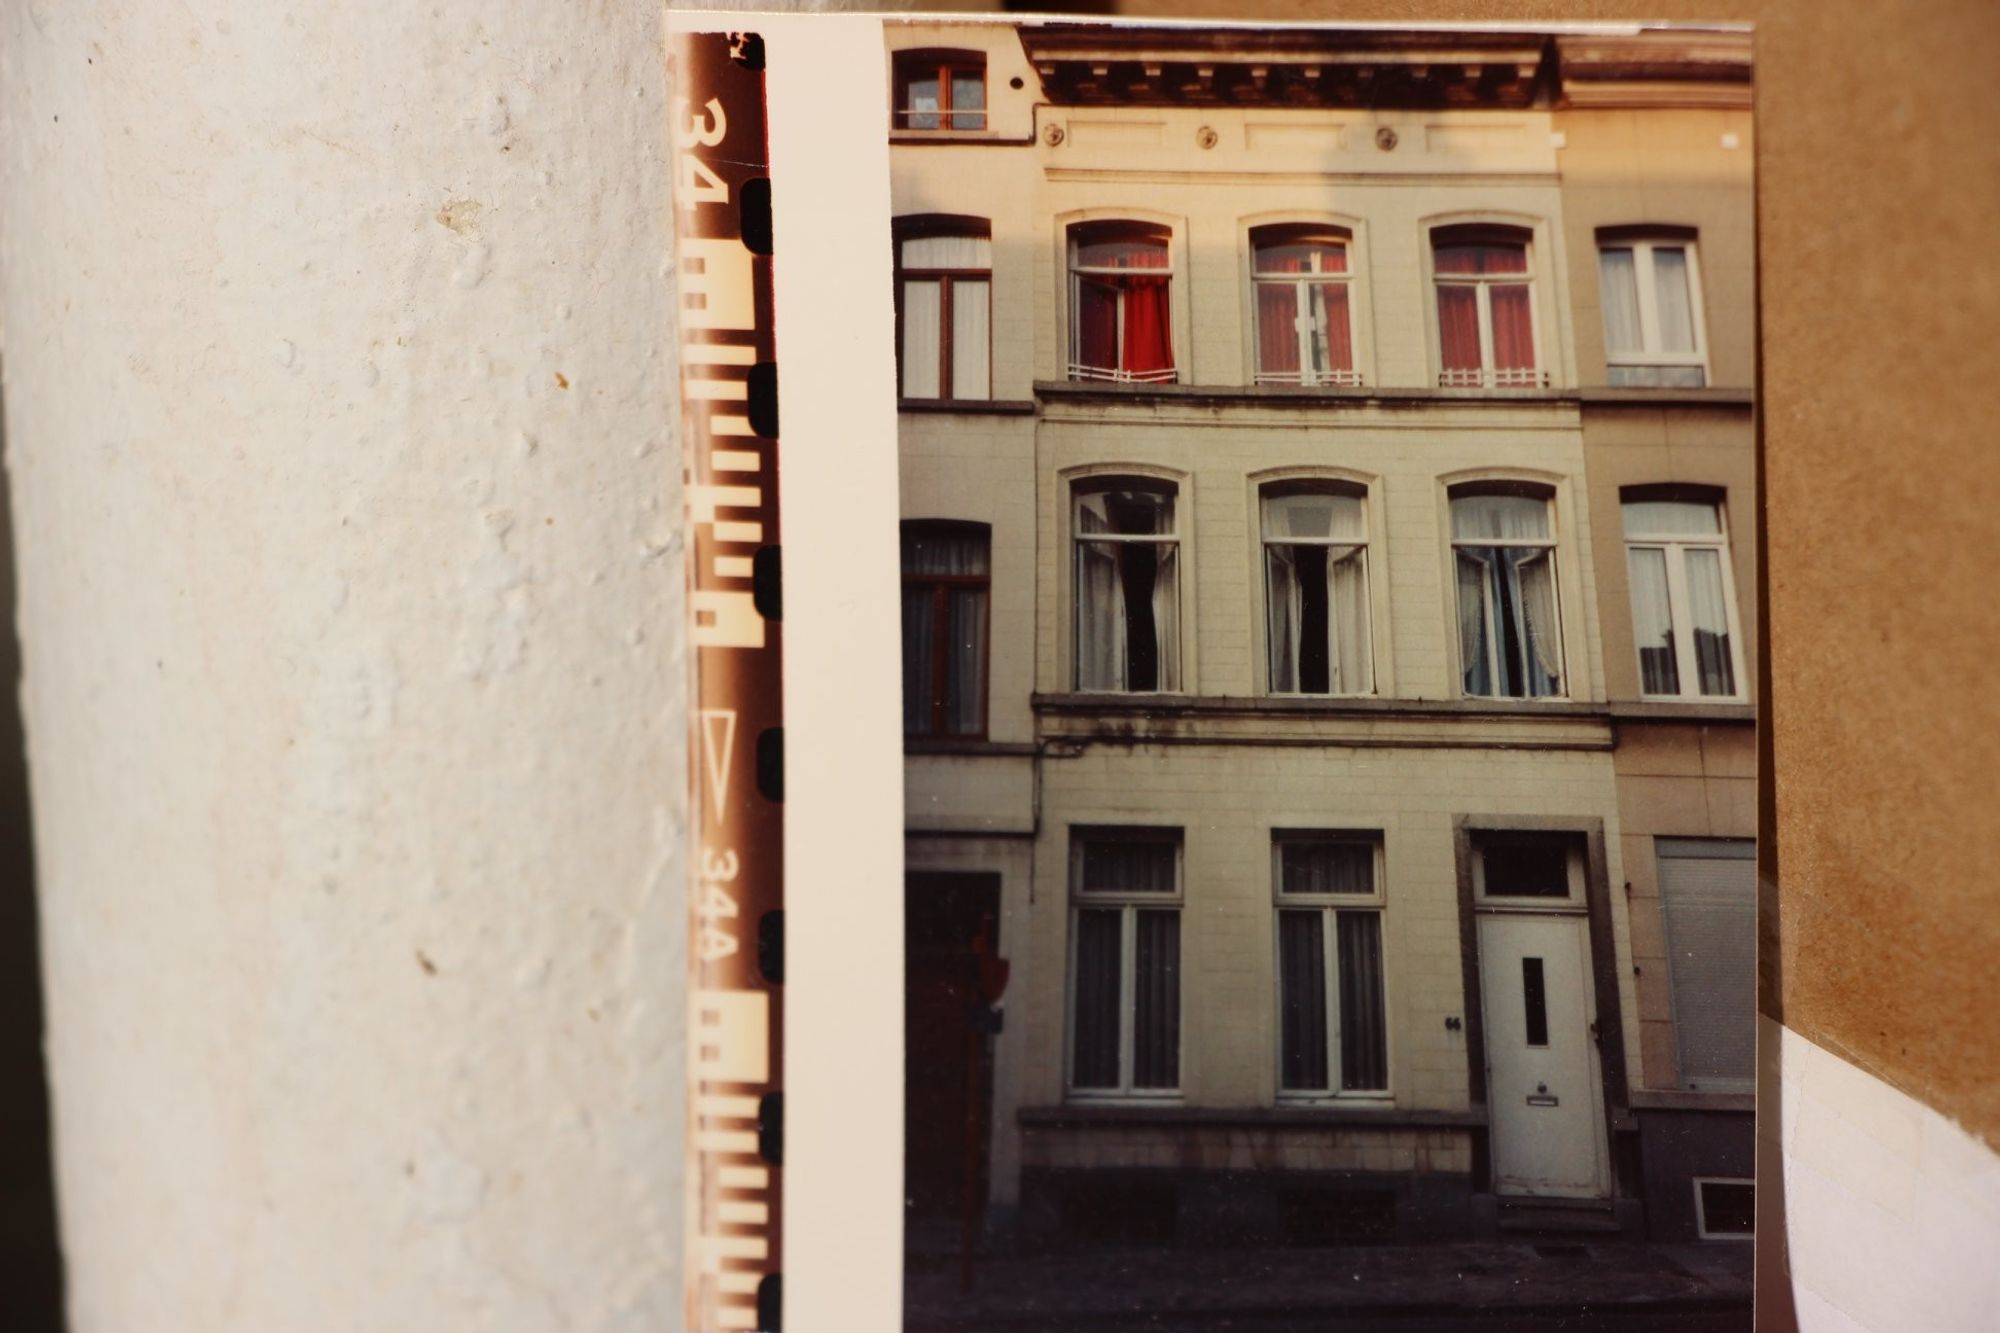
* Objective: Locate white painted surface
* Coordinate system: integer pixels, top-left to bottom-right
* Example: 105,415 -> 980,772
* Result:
1478,913 -> 1606,1198
1771,1019 -> 2000,1332
1,3 -> 689,1327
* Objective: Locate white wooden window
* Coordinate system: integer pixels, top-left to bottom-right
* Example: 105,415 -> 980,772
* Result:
1598,234 -> 1709,387
1433,225 -> 1545,389
1261,483 -> 1372,695
1067,222 -> 1177,383
1251,226 -> 1360,387
1623,494 -> 1745,700
1450,486 -> 1564,699
1658,838 -> 1756,1093
1069,829 -> 1182,1096
1274,835 -> 1388,1097
1073,479 -> 1180,692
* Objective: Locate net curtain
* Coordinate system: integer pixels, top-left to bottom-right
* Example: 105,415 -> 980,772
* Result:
1263,490 -> 1370,694
1075,488 -> 1180,691
1453,493 -> 1562,696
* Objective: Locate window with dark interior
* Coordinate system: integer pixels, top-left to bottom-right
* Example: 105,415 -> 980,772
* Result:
900,521 -> 989,738
893,50 -> 986,131
1433,223 -> 1543,388
1450,484 -> 1564,698
895,219 -> 990,401
1067,222 -> 1176,384
1622,489 -> 1742,699
1070,828 -> 1182,1095
1073,478 -> 1179,692
1274,834 -> 1388,1096
1262,481 -> 1372,695
1251,225 -> 1359,387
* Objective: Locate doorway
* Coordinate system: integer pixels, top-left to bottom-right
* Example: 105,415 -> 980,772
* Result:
1477,911 -> 1609,1198
905,872 -> 1002,1223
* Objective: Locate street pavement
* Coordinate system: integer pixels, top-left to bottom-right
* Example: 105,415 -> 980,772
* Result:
905,1240 -> 1752,1332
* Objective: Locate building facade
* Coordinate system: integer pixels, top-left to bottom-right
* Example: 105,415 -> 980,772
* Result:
890,22 -> 1756,1249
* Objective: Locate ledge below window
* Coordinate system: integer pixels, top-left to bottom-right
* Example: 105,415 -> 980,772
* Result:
1628,1089 -> 1755,1114
1579,386 -> 1755,408
1020,1104 -> 1487,1130
1035,380 -> 1583,409
899,398 -> 1037,416
1035,692 -> 1614,721
904,738 -> 1039,757
1607,701 -> 1757,724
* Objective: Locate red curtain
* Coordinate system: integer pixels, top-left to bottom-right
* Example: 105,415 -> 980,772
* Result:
1437,286 -> 1480,371
1258,284 -> 1300,376
1490,284 -> 1535,371
1122,275 -> 1172,376
1316,285 -> 1354,373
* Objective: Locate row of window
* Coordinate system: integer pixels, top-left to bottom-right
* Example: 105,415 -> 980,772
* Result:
896,217 -> 1710,400
1065,827 -> 1754,1100
901,483 -> 1745,736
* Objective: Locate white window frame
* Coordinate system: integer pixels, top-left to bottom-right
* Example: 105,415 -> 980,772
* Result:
1066,828 -> 1184,1101
1598,237 -> 1710,387
1250,229 -> 1361,387
1623,498 -> 1747,703
1259,482 -> 1374,697
1431,230 -> 1547,389
1066,224 -> 1178,384
1449,487 -> 1567,701
1693,1177 -> 1755,1241
1271,833 -> 1391,1103
1070,477 -> 1183,694
1472,834 -> 1586,911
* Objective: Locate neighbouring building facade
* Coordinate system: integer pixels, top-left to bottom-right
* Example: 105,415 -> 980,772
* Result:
890,22 -> 1756,1250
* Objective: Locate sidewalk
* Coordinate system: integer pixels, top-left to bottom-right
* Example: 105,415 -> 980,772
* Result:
905,1240 -> 1752,1330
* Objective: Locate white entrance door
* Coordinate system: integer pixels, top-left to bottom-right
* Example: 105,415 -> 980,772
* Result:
1477,913 -> 1608,1198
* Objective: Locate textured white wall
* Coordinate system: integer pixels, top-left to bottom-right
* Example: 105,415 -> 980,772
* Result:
1768,1020 -> 2000,1331
1,3 -> 688,1326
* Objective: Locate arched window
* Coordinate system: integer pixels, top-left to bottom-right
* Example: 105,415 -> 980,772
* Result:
1621,486 -> 1742,698
1072,478 -> 1180,691
1260,481 -> 1372,695
1251,226 -> 1358,387
1432,223 -> 1543,389
900,521 -> 990,736
1449,483 -> 1563,697
1067,222 -> 1176,384
895,217 -> 990,401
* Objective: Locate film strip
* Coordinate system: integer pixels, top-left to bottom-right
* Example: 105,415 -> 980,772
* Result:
672,29 -> 784,1333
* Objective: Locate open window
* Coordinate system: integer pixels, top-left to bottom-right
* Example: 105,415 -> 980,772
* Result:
1450,483 -> 1564,698
1261,481 -> 1372,695
892,50 -> 987,131
1067,222 -> 1176,384
1432,223 -> 1544,389
1072,478 -> 1180,692
1251,225 -> 1359,387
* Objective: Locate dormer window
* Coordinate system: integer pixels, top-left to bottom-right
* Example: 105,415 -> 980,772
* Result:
893,51 -> 986,131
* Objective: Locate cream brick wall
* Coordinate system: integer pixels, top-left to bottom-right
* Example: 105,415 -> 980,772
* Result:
1019,744 -> 1635,1119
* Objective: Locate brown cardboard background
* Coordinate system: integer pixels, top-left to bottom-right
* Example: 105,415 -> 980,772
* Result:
1088,0 -> 2000,1157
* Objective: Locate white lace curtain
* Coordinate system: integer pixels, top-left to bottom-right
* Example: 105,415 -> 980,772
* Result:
1075,488 -> 1179,691
1263,490 -> 1370,694
1452,493 -> 1561,696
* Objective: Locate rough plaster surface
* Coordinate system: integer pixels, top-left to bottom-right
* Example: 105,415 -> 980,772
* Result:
1,2 -> 689,1326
